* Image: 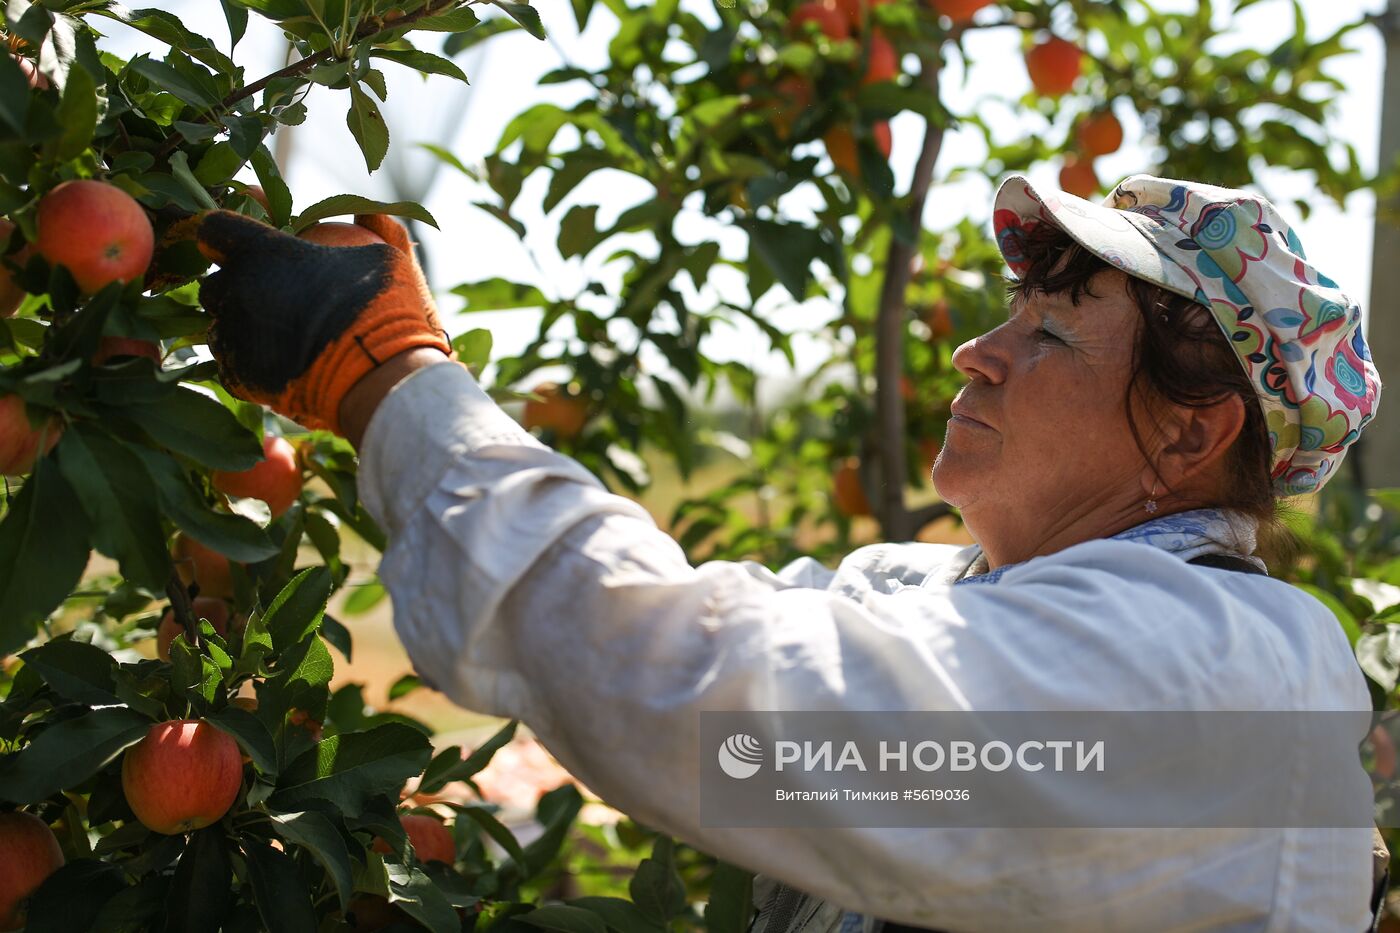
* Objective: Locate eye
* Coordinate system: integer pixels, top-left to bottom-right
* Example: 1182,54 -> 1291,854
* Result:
1037,326 -> 1062,342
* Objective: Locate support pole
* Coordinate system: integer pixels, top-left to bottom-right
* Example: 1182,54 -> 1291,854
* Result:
1361,0 -> 1400,488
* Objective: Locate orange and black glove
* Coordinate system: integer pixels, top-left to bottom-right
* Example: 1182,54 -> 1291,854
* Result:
194,212 -> 451,435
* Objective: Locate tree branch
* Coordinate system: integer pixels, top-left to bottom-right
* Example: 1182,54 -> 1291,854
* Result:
873,44 -> 946,542
909,501 -> 955,533
155,0 -> 464,159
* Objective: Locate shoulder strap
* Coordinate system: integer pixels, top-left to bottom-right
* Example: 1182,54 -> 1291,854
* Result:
1186,553 -> 1269,576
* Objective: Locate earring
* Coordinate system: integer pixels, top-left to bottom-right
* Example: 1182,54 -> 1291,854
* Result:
1143,480 -> 1160,514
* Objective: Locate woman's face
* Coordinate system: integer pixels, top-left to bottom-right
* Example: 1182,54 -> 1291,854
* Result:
932,267 -> 1156,566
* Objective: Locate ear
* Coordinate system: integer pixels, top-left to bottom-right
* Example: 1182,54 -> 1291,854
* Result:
1156,394 -> 1247,488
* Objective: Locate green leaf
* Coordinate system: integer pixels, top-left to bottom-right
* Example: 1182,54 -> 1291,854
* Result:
207,706 -> 278,775
49,60 -> 96,161
414,6 -> 482,31
93,7 -> 237,73
520,905 -> 609,933
517,784 -> 582,881
497,102 -> 570,156
244,837 -> 317,933
19,638 -> 119,706
1357,626 -> 1400,691
0,707 -> 151,805
291,195 -> 437,233
418,142 -> 476,178
173,120 -> 220,143
127,54 -> 221,109
451,328 -> 493,373
24,859 -> 128,933
703,862 -> 754,933
443,15 -> 519,54
347,81 -> 390,173
167,826 -> 234,933
746,219 -> 819,301
0,457 -> 92,655
417,720 -> 517,794
116,386 -> 263,471
370,49 -> 469,83
130,445 -> 279,564
558,204 -> 600,259
262,633 -> 334,726
388,673 -> 423,700
387,863 -> 461,933
268,811 -> 355,909
262,566 -> 334,651
491,1 -> 546,39
56,427 -> 170,591
221,0 -> 249,47
568,898 -> 665,933
1299,582 -> 1362,645
170,636 -> 222,706
342,579 -> 385,615
451,277 -> 546,312
194,140 -> 243,186
361,68 -> 389,103
251,144 -> 293,228
458,804 -> 527,865
543,149 -> 612,213
270,723 -> 432,817
629,836 -> 686,924
91,874 -> 167,930
0,52 -> 33,135
320,613 -> 353,660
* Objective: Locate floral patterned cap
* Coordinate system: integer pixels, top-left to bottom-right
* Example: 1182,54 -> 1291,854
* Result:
992,173 -> 1382,496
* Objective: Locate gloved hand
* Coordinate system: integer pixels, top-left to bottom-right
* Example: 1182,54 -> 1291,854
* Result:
194,211 -> 452,435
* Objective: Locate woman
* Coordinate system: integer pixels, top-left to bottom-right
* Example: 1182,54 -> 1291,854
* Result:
195,173 -> 1384,931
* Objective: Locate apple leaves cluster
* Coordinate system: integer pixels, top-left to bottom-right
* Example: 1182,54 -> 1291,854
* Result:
438,0 -> 1373,558
0,564 -> 585,932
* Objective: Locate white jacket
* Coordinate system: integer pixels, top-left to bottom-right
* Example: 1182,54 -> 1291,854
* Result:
357,362 -> 1375,932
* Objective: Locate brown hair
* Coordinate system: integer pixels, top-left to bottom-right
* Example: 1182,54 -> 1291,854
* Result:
1006,222 -> 1295,563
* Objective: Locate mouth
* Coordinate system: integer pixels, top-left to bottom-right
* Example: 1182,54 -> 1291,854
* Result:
949,405 -> 993,430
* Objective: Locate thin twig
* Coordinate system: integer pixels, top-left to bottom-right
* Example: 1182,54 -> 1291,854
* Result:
164,569 -> 198,649
909,501 -> 954,533
873,44 -> 946,542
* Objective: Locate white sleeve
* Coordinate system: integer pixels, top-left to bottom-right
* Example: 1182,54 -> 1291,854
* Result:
357,362 -> 1372,931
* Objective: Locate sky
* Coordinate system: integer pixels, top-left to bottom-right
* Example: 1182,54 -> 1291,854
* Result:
107,0 -> 1389,386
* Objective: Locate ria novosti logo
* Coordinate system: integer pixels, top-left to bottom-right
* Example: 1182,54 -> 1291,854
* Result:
718,733 -> 764,779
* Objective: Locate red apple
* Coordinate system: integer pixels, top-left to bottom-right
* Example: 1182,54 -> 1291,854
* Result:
372,813 -> 456,864
211,435 -> 302,518
0,811 -> 64,931
14,56 -> 48,91
522,383 -> 588,438
288,708 -> 324,743
244,185 -> 271,213
0,219 -> 30,318
92,337 -> 161,366
862,30 -> 898,85
171,535 -> 234,600
1024,35 -> 1082,98
298,222 -> 387,248
121,719 -> 243,835
35,180 -> 154,295
0,394 -> 61,476
789,0 -> 850,39
156,597 -> 231,661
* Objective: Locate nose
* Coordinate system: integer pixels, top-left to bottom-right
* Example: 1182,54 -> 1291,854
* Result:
951,325 -> 1009,385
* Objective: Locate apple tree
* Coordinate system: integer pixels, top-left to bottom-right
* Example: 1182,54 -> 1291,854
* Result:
446,0 -> 1400,905
447,0 -> 1374,558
